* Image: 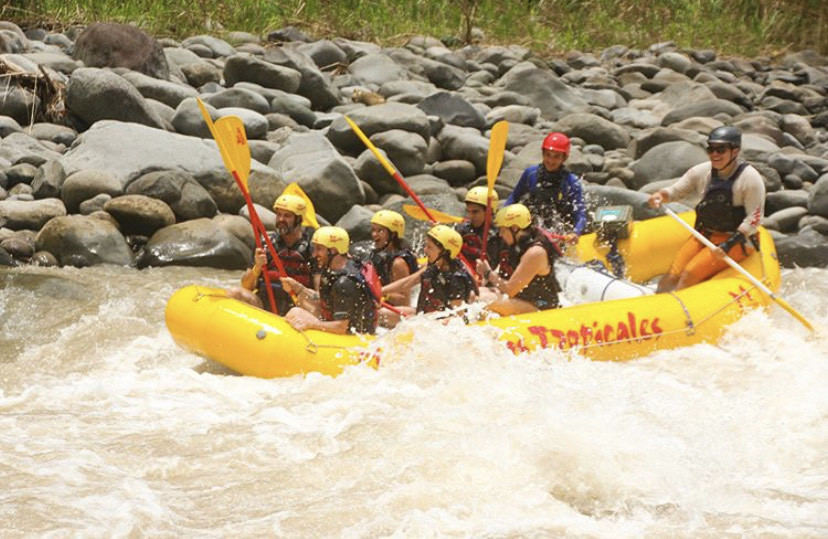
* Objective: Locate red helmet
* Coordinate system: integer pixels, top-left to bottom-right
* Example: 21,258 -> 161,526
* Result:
542,132 -> 570,156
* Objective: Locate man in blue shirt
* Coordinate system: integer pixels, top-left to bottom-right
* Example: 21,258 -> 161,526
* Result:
505,132 -> 587,244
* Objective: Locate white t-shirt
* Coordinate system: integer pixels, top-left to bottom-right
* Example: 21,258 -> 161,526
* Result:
664,161 -> 766,236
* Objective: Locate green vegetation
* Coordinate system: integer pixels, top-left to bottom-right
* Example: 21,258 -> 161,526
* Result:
4,0 -> 826,57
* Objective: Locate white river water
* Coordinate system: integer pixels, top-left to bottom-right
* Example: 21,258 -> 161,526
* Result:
1,265 -> 826,537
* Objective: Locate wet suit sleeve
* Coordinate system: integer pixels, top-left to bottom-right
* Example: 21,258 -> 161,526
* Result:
505,167 -> 533,206
565,173 -> 588,235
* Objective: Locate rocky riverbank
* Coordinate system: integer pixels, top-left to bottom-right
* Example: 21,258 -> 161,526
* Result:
0,21 -> 827,270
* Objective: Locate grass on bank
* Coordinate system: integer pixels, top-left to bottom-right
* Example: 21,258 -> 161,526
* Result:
3,0 -> 826,58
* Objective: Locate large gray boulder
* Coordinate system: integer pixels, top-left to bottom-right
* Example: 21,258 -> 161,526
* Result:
775,229 -> 828,268
369,129 -> 427,177
73,23 -> 170,80
59,120 -> 278,191
808,175 -> 828,218
137,217 -> 252,270
61,170 -> 123,213
417,92 -> 485,129
126,169 -> 217,221
268,132 -> 365,222
263,45 -> 342,111
66,68 -> 168,130
35,214 -> 134,267
348,53 -> 410,86
103,194 -> 176,236
223,53 -> 302,93
0,85 -> 38,126
496,62 -> 589,121
630,141 -> 708,190
436,125 -> 490,176
120,70 -> 198,109
555,113 -> 631,150
0,198 -> 66,230
326,103 -> 431,154
661,99 -> 745,126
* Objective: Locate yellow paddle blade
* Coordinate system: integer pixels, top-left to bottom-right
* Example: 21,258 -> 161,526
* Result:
403,204 -> 463,224
214,116 -> 251,189
486,121 -> 509,194
344,115 -> 398,178
773,296 -> 815,333
197,98 -> 240,179
282,182 -> 320,229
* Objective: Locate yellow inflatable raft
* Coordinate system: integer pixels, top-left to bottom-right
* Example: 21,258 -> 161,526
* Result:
165,212 -> 781,378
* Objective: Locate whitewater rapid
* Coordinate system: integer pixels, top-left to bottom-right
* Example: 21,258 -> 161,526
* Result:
1,265 -> 826,536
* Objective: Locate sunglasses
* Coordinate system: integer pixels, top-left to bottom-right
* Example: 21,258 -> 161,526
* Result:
706,145 -> 730,155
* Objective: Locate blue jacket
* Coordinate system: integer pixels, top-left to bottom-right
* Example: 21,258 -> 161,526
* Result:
505,164 -> 587,236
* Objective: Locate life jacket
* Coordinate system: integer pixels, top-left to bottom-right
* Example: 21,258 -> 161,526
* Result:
694,163 -> 748,234
416,258 -> 476,314
257,228 -> 315,315
508,227 -> 561,310
318,258 -> 378,334
369,245 -> 419,285
455,221 -> 499,265
521,167 -> 577,234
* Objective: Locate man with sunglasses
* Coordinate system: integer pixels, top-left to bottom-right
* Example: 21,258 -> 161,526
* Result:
647,126 -> 765,292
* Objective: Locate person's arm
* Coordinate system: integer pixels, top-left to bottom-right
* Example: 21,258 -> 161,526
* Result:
567,174 -> 588,236
285,308 -> 349,334
485,245 -> 548,297
736,168 -> 766,237
385,257 -> 413,305
505,168 -> 531,206
240,248 -> 267,290
281,276 -> 320,313
381,265 -> 427,296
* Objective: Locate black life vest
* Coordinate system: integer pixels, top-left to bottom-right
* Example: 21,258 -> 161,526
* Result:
319,258 -> 378,334
508,227 -> 561,310
257,228 -> 315,315
416,259 -> 476,314
455,221 -> 500,265
695,163 -> 748,234
521,167 -> 576,234
369,245 -> 419,285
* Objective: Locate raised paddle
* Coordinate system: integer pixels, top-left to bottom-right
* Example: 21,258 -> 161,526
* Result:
197,100 -> 283,311
482,121 -> 509,251
664,207 -> 815,333
402,204 -> 464,224
344,115 -> 478,279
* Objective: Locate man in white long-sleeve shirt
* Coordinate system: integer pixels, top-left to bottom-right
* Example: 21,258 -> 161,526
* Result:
647,126 -> 765,292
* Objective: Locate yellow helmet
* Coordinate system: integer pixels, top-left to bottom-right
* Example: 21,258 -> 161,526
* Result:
273,194 -> 307,216
312,226 -> 350,255
426,224 -> 463,259
494,204 -> 532,229
370,210 -> 405,238
465,186 -> 499,208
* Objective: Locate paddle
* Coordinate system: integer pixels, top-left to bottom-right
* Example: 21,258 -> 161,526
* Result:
403,204 -> 464,224
282,182 -> 320,229
664,208 -> 814,333
197,99 -> 284,312
344,115 -> 478,279
482,121 -> 509,252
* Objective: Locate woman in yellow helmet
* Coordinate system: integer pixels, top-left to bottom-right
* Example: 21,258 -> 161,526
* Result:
227,193 -> 316,314
475,204 -> 562,316
380,225 -> 476,326
369,210 -> 419,307
280,226 -> 378,335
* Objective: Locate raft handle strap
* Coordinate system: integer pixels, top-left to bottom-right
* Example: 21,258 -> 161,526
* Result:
667,292 -> 696,335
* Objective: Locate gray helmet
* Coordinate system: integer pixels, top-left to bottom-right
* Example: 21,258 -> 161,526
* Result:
708,126 -> 742,147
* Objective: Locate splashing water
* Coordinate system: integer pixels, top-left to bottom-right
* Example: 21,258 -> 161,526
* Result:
1,265 -> 826,536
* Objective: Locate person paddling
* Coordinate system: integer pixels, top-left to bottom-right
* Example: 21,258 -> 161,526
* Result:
476,204 -> 562,316
380,225 -> 477,325
455,186 -> 503,266
281,226 -> 377,335
647,126 -> 766,292
227,193 -> 315,314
